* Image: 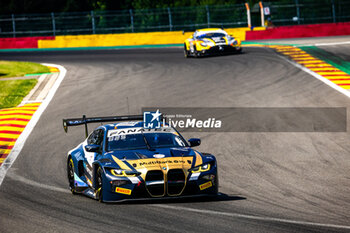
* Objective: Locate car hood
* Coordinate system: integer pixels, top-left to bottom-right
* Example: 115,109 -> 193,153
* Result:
106,147 -> 195,159
105,147 -> 201,171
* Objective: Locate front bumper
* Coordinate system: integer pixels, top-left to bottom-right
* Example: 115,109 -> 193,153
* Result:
201,45 -> 241,55
101,167 -> 218,202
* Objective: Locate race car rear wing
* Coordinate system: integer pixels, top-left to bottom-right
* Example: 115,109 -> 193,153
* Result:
63,115 -> 147,138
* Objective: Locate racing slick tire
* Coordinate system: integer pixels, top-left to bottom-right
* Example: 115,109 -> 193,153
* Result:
96,167 -> 104,202
67,157 -> 77,194
184,45 -> 190,58
193,45 -> 201,58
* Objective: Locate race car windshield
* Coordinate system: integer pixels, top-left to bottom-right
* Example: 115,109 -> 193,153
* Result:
196,32 -> 226,39
107,132 -> 187,151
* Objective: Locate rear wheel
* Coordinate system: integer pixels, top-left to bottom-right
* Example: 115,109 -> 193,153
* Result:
96,167 -> 104,202
67,157 -> 76,194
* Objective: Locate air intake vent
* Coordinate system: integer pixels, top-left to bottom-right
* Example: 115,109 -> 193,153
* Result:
167,169 -> 186,196
145,170 -> 164,196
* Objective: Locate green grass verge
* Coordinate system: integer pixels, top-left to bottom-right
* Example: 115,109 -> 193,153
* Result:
0,79 -> 37,109
0,60 -> 49,78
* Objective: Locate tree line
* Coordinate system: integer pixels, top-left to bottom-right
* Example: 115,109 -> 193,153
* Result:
1,0 -> 264,15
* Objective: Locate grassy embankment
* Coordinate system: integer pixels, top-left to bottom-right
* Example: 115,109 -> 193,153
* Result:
0,61 -> 50,109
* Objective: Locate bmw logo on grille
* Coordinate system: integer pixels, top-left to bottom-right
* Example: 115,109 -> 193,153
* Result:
162,167 -> 167,170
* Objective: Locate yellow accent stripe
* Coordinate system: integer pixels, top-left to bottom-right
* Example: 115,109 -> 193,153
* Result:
0,134 -> 19,139
330,80 -> 350,84
21,103 -> 40,106
0,149 -> 11,154
0,141 -> 15,146
316,72 -> 348,75
13,106 -> 39,110
276,49 -> 300,52
324,75 -> 350,81
304,63 -> 334,68
309,68 -> 340,71
0,110 -> 37,114
0,107 -> 38,112
47,66 -> 59,72
282,51 -> 308,54
112,155 -> 131,170
0,121 -> 28,126
287,53 -> 312,56
0,126 -> 25,132
194,151 -> 203,167
0,115 -> 32,120
298,61 -> 328,64
288,55 -> 313,58
292,58 -> 320,61
0,103 -> 40,168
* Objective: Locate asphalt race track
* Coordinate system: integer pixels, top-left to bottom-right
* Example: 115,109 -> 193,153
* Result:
1,46 -> 350,232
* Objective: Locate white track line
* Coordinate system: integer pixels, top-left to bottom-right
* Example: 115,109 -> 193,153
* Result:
314,41 -> 350,47
0,64 -> 67,186
154,204 -> 350,230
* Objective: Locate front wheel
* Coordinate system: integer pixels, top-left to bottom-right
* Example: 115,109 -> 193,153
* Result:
184,49 -> 190,58
193,45 -> 200,58
96,167 -> 104,202
67,157 -> 76,194
184,45 -> 190,58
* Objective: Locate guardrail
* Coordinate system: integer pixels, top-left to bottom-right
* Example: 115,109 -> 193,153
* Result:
0,0 -> 349,38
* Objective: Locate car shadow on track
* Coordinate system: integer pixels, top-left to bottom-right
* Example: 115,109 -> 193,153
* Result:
189,52 -> 245,59
110,193 -> 246,205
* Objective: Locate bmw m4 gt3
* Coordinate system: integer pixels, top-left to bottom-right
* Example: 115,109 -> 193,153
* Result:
63,115 -> 218,202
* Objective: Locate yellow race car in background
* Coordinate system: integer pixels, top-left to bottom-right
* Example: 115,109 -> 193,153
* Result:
184,28 -> 242,58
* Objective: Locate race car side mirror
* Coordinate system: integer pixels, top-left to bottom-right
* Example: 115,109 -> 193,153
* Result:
85,144 -> 101,152
188,138 -> 201,147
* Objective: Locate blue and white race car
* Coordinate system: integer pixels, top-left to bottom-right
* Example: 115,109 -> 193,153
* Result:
63,115 -> 218,202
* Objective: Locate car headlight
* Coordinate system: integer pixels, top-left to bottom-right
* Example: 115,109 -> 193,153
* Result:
200,40 -> 214,47
111,169 -> 141,177
188,163 -> 211,173
226,36 -> 237,46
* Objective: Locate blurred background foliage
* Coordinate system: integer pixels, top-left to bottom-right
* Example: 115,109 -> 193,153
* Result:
0,0 -> 266,14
